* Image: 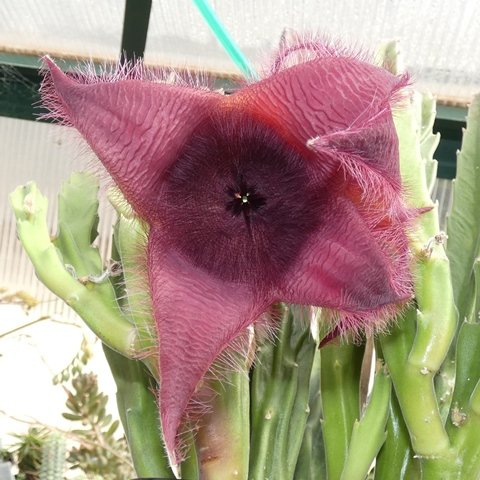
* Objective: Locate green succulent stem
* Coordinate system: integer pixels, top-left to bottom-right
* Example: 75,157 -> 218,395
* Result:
249,305 -> 317,480
113,215 -> 159,380
294,349 -> 326,480
446,94 -> 480,326
380,93 -> 457,461
195,361 -> 250,480
339,366 -> 391,480
374,382 -> 420,480
438,94 -> 480,480
440,320 -> 480,479
9,181 -> 139,358
320,341 -> 364,480
409,252 -> 457,372
102,345 -> 174,478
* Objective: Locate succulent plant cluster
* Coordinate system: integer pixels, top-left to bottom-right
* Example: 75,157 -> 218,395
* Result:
9,39 -> 480,479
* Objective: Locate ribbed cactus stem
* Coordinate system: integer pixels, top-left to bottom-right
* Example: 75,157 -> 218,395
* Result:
374,379 -> 421,480
293,349 -> 325,480
249,305 -> 317,480
113,214 -> 159,381
446,94 -> 480,324
195,359 -> 250,480
103,345 -> 174,478
39,433 -> 66,480
339,365 -> 391,480
380,91 -> 456,459
423,95 -> 480,479
9,178 -> 139,358
320,342 -> 364,480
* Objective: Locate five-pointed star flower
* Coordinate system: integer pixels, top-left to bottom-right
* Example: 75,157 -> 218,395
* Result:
41,40 -> 413,466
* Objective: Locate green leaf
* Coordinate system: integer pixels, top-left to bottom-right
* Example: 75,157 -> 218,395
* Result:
62,413 -> 83,422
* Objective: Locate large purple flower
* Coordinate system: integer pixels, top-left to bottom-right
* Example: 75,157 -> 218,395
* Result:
41,40 -> 412,464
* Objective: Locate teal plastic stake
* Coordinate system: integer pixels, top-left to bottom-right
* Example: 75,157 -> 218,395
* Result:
192,0 -> 258,80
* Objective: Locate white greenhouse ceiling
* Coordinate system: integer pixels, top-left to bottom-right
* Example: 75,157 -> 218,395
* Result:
0,0 -> 479,104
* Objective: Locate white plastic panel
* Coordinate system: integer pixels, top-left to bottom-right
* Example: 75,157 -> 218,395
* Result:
0,0 -> 124,61
0,0 -> 478,102
145,0 -> 480,103
0,117 -> 115,318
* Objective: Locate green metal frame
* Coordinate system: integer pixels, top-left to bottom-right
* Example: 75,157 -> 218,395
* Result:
120,0 -> 152,63
0,0 -> 467,179
434,106 -> 466,178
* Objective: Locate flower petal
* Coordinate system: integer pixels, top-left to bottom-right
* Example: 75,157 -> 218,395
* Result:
307,120 -> 401,184
148,226 -> 271,466
41,58 -> 219,222
276,195 -> 411,327
237,52 -> 409,177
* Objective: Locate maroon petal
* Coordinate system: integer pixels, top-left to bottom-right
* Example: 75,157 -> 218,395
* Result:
148,226 -> 271,466
276,195 -> 411,334
307,120 -> 401,185
41,58 -> 219,222
237,51 -> 409,180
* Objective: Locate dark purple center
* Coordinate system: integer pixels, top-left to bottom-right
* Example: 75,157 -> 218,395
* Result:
225,175 -> 267,234
157,112 -> 322,284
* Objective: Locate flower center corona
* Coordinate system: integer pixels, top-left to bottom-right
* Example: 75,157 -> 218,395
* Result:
225,176 -> 266,224
159,113 -> 320,283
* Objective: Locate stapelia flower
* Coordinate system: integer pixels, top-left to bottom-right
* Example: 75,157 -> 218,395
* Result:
40,40 -> 412,466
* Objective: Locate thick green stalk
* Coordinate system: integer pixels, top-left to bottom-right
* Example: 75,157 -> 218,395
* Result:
10,179 -> 138,357
249,305 -> 317,480
178,432 -> 200,480
424,96 -> 480,479
374,383 -> 421,480
380,310 -> 451,457
446,94 -> 480,325
456,380 -> 480,479
443,320 -> 480,479
320,342 -> 364,480
340,366 -> 391,480
381,93 -> 457,460
195,361 -> 250,480
396,93 -> 457,372
447,321 -> 480,437
114,215 -> 159,380
417,85 -> 454,421
103,345 -> 174,478
294,349 -> 326,480
409,254 -> 457,373
418,93 -> 440,194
